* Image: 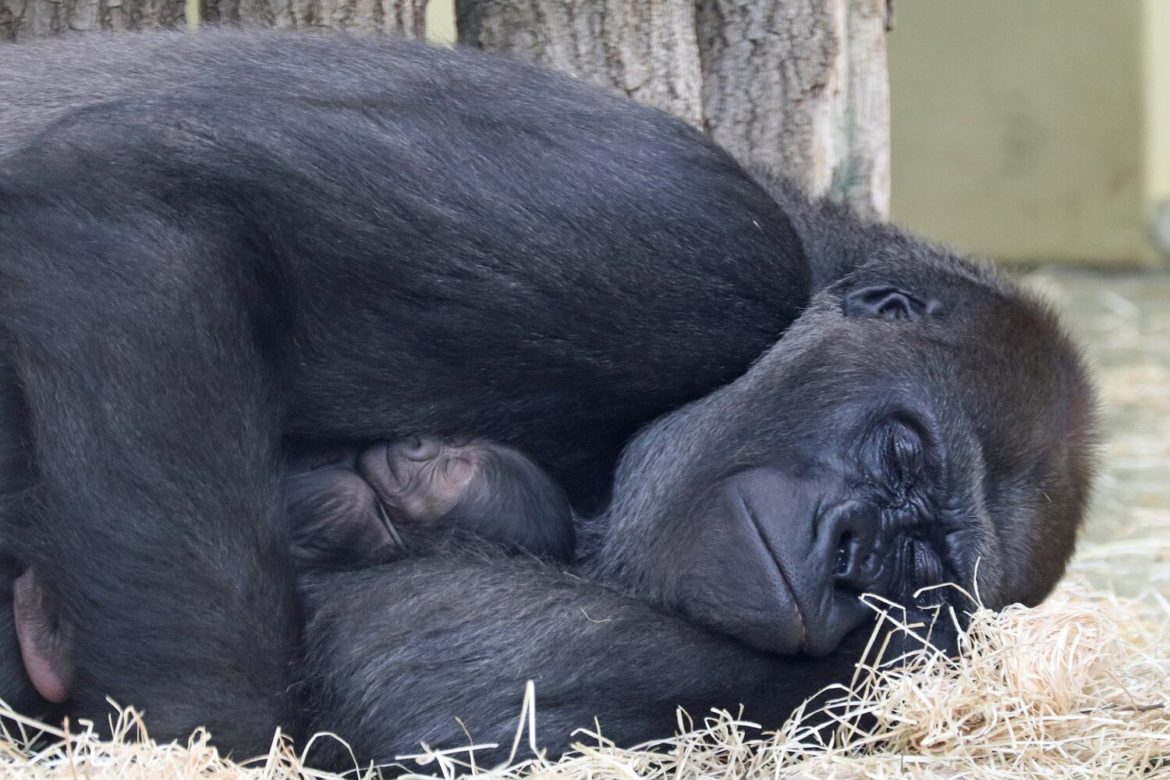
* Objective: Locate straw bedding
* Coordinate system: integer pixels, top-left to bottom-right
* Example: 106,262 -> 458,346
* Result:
1,560 -> 1166,779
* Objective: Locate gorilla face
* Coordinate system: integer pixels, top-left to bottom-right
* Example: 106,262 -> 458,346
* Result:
591,259 -> 1096,657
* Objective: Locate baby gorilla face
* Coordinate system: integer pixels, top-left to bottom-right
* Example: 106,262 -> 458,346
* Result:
286,437 -> 575,569
359,437 -> 485,523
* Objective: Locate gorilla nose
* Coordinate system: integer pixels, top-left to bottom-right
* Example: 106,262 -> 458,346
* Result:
819,501 -> 881,590
395,436 -> 441,462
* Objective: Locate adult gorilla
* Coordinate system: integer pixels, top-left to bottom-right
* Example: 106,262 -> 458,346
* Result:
0,32 -> 1094,758
303,267 -> 1095,765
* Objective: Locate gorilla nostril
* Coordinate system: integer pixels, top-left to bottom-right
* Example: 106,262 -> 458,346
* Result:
834,531 -> 856,576
820,502 -> 883,588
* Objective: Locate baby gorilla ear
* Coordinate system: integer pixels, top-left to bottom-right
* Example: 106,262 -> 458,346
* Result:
12,569 -> 73,704
843,285 -> 942,322
439,445 -> 577,560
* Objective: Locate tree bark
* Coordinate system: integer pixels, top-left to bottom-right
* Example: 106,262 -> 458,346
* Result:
458,0 -> 702,127
2,0 -> 889,216
204,0 -> 424,36
0,0 -> 425,42
0,0 -> 185,39
460,0 -> 890,218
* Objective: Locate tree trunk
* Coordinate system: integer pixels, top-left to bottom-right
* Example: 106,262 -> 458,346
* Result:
0,0 -> 425,42
458,0 -> 703,127
204,0 -> 424,35
459,0 -> 890,218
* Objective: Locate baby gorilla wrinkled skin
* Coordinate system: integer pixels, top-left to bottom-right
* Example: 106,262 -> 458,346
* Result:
286,436 -> 576,567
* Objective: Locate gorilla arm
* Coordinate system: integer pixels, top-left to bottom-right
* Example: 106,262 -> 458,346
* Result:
300,556 -> 862,768
0,210 -> 301,751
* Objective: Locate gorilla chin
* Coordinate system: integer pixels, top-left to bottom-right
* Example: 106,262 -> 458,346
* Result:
588,265 -> 1097,661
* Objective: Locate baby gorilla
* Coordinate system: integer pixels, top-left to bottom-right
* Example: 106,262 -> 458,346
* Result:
285,436 -> 576,568
10,436 -> 576,707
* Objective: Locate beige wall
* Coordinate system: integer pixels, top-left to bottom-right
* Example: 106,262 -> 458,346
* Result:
1147,0 -> 1170,205
889,0 -> 1168,266
426,0 -> 455,45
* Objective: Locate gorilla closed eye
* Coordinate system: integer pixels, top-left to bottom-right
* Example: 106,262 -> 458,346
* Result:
860,417 -> 928,504
884,422 -> 925,492
844,285 -> 943,322
911,538 -> 944,585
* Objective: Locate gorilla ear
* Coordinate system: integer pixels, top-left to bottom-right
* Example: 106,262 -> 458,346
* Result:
844,285 -> 942,322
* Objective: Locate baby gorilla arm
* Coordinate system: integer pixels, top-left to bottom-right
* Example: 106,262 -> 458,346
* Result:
285,437 -> 575,567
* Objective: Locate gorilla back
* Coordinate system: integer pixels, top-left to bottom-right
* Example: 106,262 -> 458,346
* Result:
0,32 -> 810,507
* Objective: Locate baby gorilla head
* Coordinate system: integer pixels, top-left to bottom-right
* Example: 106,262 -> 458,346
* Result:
287,437 -> 575,568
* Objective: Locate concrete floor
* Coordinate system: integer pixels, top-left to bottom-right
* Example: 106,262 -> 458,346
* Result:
1026,269 -> 1170,597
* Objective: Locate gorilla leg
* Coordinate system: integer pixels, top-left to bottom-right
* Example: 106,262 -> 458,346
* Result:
0,351 -> 47,715
0,215 -> 300,750
11,568 -> 71,705
0,559 -> 50,716
301,557 -> 863,768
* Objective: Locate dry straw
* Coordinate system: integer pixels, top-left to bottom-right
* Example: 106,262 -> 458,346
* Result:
1,573 -> 1166,780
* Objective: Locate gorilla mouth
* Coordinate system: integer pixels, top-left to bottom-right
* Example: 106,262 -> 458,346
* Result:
735,491 -> 809,653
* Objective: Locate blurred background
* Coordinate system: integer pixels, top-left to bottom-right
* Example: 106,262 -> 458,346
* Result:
889,1 -> 1169,268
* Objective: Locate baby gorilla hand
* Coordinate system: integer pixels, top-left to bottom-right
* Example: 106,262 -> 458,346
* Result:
286,437 -> 575,569
286,456 -> 404,568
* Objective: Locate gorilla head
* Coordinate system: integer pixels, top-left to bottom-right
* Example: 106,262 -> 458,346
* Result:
589,254 -> 1096,657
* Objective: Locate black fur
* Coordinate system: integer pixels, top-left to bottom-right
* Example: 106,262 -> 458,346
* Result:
300,274 -> 1095,765
0,353 -> 48,716
0,31 -> 1095,763
300,555 -> 869,767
